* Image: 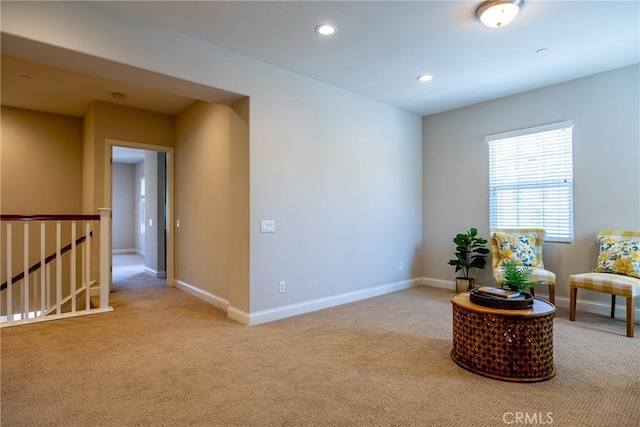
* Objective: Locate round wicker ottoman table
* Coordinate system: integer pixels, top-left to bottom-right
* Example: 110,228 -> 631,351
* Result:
450,292 -> 556,382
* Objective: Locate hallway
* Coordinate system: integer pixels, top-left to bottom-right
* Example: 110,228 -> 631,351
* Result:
112,254 -> 166,290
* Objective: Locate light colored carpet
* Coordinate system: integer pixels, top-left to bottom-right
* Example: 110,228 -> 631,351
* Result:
1,282 -> 639,426
112,253 -> 166,288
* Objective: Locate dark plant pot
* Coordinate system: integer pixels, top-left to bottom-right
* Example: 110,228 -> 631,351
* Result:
455,277 -> 475,293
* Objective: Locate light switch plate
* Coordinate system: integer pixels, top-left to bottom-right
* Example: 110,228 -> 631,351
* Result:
260,220 -> 275,233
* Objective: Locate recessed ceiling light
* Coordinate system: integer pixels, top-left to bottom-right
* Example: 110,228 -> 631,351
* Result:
20,74 -> 32,80
417,74 -> 433,82
111,92 -> 126,100
315,24 -> 336,36
536,48 -> 548,54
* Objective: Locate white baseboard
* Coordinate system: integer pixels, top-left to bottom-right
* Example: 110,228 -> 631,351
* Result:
175,277 -> 423,326
419,277 -> 640,321
422,277 -> 455,291
553,295 -> 640,321
175,280 -> 229,312
235,278 -> 424,326
227,306 -> 250,325
173,275 -> 640,326
143,266 -> 157,276
112,248 -> 136,254
112,248 -> 144,256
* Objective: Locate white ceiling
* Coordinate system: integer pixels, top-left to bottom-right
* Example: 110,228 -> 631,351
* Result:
1,0 -> 639,118
0,55 -> 199,118
112,147 -> 147,165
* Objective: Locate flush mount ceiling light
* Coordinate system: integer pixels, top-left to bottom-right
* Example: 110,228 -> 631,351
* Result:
476,0 -> 523,28
315,24 -> 336,36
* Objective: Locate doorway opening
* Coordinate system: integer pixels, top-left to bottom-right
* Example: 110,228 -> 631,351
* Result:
108,142 -> 173,291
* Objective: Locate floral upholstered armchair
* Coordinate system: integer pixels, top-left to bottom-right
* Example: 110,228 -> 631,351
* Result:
490,228 -> 556,304
569,230 -> 640,337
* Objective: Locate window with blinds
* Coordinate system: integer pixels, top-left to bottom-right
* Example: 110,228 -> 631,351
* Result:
488,121 -> 574,243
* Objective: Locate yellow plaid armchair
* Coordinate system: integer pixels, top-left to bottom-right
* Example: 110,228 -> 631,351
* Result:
490,228 -> 556,304
569,230 -> 640,337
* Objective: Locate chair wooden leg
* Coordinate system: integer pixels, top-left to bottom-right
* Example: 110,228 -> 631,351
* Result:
569,287 -> 577,321
548,284 -> 555,305
611,295 -> 616,318
626,297 -> 635,338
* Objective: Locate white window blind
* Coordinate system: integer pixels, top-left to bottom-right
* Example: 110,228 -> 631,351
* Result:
488,121 -> 574,243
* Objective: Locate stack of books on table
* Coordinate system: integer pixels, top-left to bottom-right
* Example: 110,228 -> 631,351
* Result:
475,287 -> 526,300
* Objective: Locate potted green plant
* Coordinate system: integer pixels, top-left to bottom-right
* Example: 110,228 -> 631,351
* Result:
448,227 -> 490,292
499,260 -> 542,292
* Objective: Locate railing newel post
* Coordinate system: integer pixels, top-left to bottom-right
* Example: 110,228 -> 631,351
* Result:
98,208 -> 111,310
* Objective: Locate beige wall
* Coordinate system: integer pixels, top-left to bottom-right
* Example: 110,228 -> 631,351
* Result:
227,98 -> 250,314
1,106 -> 83,214
175,101 -> 249,310
84,101 -> 175,211
423,65 -> 640,311
112,162 -> 135,251
83,107 -> 96,214
246,75 -> 423,315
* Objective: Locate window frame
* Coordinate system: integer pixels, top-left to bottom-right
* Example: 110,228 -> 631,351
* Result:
488,121 -> 574,243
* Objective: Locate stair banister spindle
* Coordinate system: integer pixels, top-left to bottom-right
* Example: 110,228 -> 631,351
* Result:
40,221 -> 46,315
84,222 -> 90,310
7,223 -> 13,322
23,222 -> 29,319
56,221 -> 62,315
87,222 -> 92,302
71,221 -> 77,313
0,223 -> 2,315
0,223 -> 2,318
46,264 -> 51,309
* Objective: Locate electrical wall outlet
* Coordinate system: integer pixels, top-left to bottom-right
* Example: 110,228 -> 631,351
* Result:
399,262 -> 404,271
279,281 -> 286,293
261,220 -> 276,233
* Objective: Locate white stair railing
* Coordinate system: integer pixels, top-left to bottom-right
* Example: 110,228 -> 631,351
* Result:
0,209 -> 112,327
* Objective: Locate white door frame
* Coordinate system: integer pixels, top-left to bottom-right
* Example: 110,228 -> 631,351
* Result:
105,138 -> 175,288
